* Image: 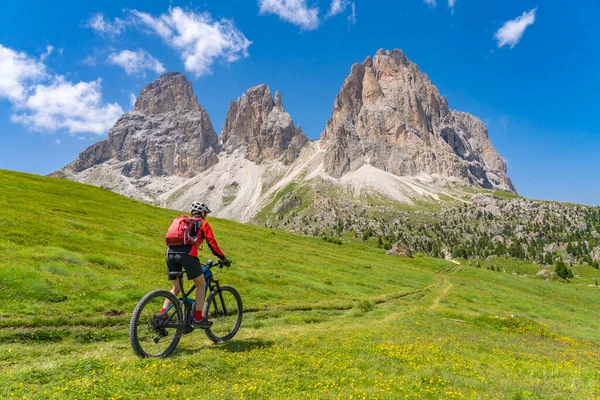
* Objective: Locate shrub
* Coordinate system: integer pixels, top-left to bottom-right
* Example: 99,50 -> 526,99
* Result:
555,260 -> 573,280
322,236 -> 342,245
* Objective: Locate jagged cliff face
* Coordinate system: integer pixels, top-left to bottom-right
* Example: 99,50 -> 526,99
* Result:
320,49 -> 515,192
221,84 -> 308,164
451,111 -> 513,191
66,72 -> 219,179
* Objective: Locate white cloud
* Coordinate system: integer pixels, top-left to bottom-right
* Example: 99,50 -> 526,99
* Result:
107,49 -> 166,75
82,55 -> 97,67
0,43 -> 123,135
0,44 -> 46,101
423,0 -> 437,8
348,2 -> 356,25
129,92 -> 137,109
131,7 -> 251,77
86,13 -> 126,37
40,45 -> 54,61
448,0 -> 456,13
55,139 -> 61,144
495,8 -> 537,49
12,77 -> 124,134
327,0 -> 347,17
326,0 -> 355,24
258,0 -> 320,30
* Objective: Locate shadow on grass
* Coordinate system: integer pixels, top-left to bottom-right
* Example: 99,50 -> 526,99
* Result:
214,338 -> 275,353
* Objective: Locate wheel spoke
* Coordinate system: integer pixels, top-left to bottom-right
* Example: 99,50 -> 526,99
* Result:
204,286 -> 242,342
129,290 -> 183,358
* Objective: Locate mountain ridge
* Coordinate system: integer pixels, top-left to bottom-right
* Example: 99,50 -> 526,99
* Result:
56,49 -> 515,223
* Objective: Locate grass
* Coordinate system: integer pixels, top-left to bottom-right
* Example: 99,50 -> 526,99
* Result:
255,182 -> 314,222
1,168 -> 600,399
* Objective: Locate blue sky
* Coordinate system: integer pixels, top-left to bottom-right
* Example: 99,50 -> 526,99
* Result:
0,0 -> 599,205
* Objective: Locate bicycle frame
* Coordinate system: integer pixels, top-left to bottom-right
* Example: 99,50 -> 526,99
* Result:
129,258 -> 240,358
162,261 -> 223,330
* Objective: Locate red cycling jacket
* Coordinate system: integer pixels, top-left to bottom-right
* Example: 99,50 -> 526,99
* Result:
167,218 -> 224,259
191,219 -> 224,258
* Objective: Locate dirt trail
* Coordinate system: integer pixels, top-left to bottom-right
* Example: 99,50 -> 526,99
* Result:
429,276 -> 452,310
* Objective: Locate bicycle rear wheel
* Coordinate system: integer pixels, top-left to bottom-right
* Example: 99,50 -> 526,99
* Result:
129,290 -> 183,358
203,285 -> 243,342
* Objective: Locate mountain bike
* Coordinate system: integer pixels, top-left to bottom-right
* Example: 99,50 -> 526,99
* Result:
129,259 -> 243,358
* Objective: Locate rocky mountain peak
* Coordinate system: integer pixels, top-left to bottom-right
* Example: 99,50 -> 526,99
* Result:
134,72 -> 201,114
274,90 -> 283,109
320,48 -> 515,193
241,84 -> 273,108
374,48 -> 410,67
63,72 -> 219,181
221,84 -> 308,164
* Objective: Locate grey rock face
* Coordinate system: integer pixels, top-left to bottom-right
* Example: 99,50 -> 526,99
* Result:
134,72 -> 202,114
536,269 -> 553,280
320,48 -> 515,193
387,241 -> 413,257
451,111 -> 515,192
544,243 -> 566,254
66,72 -> 219,179
592,246 -> 600,262
221,84 -> 308,165
274,192 -> 303,213
471,193 -> 502,216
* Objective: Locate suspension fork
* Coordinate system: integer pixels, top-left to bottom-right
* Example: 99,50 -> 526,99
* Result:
212,281 -> 228,316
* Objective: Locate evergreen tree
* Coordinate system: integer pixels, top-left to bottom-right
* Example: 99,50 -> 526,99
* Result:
555,259 -> 571,280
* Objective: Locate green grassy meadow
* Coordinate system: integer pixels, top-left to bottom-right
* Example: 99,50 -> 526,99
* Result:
1,169 -> 600,399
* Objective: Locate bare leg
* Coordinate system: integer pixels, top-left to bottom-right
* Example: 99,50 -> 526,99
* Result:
162,279 -> 181,310
192,274 -> 206,316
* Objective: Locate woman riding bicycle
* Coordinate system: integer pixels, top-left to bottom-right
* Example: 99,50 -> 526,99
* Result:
161,201 -> 231,329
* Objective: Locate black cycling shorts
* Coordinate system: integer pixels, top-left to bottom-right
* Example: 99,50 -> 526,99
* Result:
166,251 -> 203,280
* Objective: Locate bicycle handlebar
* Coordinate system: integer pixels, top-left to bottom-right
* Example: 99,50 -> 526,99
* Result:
205,259 -> 231,269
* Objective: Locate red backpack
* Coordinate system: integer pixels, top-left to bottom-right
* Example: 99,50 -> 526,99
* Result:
165,216 -> 201,246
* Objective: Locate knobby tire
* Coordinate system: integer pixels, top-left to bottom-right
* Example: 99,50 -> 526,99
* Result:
203,285 -> 243,343
129,289 -> 183,358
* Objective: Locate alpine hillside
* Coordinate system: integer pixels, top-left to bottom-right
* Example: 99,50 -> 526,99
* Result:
3,169 -> 600,399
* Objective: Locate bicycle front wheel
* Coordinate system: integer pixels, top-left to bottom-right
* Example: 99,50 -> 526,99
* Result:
203,285 -> 243,342
129,289 -> 183,358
